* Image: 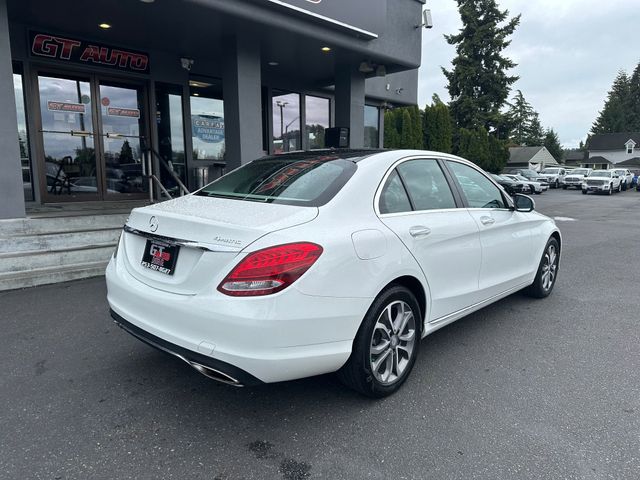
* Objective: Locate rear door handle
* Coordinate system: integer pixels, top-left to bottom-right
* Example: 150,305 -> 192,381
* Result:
409,226 -> 431,238
480,216 -> 495,226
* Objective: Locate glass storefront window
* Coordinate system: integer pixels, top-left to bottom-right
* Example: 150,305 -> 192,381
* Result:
190,80 -> 225,161
156,83 -> 186,196
272,91 -> 300,154
364,105 -> 380,148
13,64 -> 33,201
305,96 -> 330,150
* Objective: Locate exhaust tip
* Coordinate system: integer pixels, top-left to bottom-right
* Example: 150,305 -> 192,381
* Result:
189,361 -> 244,387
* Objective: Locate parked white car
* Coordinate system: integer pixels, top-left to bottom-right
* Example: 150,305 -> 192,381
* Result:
611,168 -> 633,191
540,167 -> 567,189
106,150 -> 561,397
582,170 -> 622,195
563,168 -> 592,189
502,174 -> 548,194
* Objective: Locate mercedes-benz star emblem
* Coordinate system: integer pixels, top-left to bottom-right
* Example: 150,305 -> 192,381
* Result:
149,216 -> 159,232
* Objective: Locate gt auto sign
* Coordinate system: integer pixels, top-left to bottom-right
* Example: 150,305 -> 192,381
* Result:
30,31 -> 150,74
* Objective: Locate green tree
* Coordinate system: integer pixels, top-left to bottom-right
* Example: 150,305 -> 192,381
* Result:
399,109 -> 413,148
627,62 -> 640,131
408,106 -> 424,149
457,127 -> 490,170
591,70 -> 631,134
524,112 -> 545,146
506,90 -> 535,145
384,110 -> 399,148
543,128 -> 563,163
487,134 -> 509,173
443,0 -> 520,134
424,100 -> 453,153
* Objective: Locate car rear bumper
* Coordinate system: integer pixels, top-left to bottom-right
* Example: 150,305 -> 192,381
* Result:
106,256 -> 371,384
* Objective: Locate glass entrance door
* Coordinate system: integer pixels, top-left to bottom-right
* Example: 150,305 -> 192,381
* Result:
97,81 -> 147,198
38,73 -> 99,200
36,71 -> 148,202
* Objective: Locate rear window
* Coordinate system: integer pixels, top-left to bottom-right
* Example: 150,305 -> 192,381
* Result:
196,154 -> 358,206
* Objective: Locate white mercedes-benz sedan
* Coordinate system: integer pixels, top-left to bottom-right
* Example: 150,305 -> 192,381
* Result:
106,149 -> 561,397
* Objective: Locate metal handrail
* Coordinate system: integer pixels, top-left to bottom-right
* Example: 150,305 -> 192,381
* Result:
146,147 -> 190,197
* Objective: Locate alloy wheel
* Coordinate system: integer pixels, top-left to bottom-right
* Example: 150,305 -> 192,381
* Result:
369,301 -> 416,385
541,244 -> 558,292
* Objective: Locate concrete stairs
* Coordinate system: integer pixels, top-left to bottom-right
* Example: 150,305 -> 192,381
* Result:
0,213 -> 128,291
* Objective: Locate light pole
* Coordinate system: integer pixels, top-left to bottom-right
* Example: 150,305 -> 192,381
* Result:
275,100 -> 288,143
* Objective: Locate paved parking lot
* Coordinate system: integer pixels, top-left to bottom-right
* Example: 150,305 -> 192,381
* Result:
1,188 -> 639,480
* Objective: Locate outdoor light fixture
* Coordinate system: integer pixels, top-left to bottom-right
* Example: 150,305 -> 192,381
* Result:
189,80 -> 212,88
358,62 -> 374,74
180,57 -> 194,71
321,46 -> 331,52
99,23 -> 112,29
416,9 -> 433,29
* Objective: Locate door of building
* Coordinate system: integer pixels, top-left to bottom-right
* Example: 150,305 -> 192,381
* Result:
35,70 -> 148,202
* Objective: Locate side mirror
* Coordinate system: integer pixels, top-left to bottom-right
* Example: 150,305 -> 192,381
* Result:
513,194 -> 535,213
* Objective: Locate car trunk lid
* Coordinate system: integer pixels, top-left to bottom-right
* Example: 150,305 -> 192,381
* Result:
121,195 -> 318,295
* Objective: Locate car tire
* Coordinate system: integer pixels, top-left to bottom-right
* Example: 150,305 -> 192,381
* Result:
622,182 -> 627,191
525,237 -> 560,299
618,183 -> 622,193
608,185 -> 613,195
562,185 -> 567,190
582,189 -> 587,195
338,285 -> 421,398
554,180 -> 559,189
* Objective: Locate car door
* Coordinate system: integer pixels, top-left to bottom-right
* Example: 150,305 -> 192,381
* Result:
377,158 -> 483,321
445,160 -> 535,299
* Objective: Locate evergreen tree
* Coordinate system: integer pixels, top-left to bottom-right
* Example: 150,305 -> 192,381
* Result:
457,127 -> 490,170
591,70 -> 631,134
506,90 -> 535,145
487,135 -> 509,173
543,128 -> 563,162
424,101 -> 453,153
399,109 -> 413,148
384,110 -> 399,148
408,106 -> 424,149
443,0 -> 520,134
524,113 -> 545,146
627,62 -> 640,131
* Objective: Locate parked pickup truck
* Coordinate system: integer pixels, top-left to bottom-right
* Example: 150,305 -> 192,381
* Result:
582,170 -> 622,195
563,168 -> 592,189
540,167 -> 567,189
611,168 -> 633,191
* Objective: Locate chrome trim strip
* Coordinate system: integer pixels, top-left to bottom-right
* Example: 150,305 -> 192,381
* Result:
123,225 -> 242,253
428,282 -> 529,326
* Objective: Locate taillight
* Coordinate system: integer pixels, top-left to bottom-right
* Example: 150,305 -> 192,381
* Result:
217,242 -> 323,296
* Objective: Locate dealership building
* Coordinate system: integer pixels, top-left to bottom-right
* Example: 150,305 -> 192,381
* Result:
0,0 -> 424,288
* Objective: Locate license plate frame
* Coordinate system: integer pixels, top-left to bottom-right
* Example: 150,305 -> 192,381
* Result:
141,239 -> 180,275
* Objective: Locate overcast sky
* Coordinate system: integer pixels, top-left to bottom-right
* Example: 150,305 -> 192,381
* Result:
418,0 -> 640,147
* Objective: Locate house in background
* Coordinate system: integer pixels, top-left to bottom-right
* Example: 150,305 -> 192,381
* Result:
507,146 -> 559,172
585,133 -> 640,170
563,150 -> 587,168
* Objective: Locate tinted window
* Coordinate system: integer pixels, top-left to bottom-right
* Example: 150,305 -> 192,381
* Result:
196,154 -> 357,206
397,160 -> 456,211
379,171 -> 412,214
448,161 -> 507,209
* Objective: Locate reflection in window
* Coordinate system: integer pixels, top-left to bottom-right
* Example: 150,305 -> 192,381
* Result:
190,80 -> 225,161
156,83 -> 186,196
305,96 -> 330,150
364,105 -> 380,148
13,64 -> 33,201
272,91 -> 300,154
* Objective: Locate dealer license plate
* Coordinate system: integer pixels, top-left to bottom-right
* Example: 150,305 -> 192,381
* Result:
141,240 -> 180,275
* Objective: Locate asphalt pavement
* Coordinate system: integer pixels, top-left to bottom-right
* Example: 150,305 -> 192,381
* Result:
1,187 -> 639,480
